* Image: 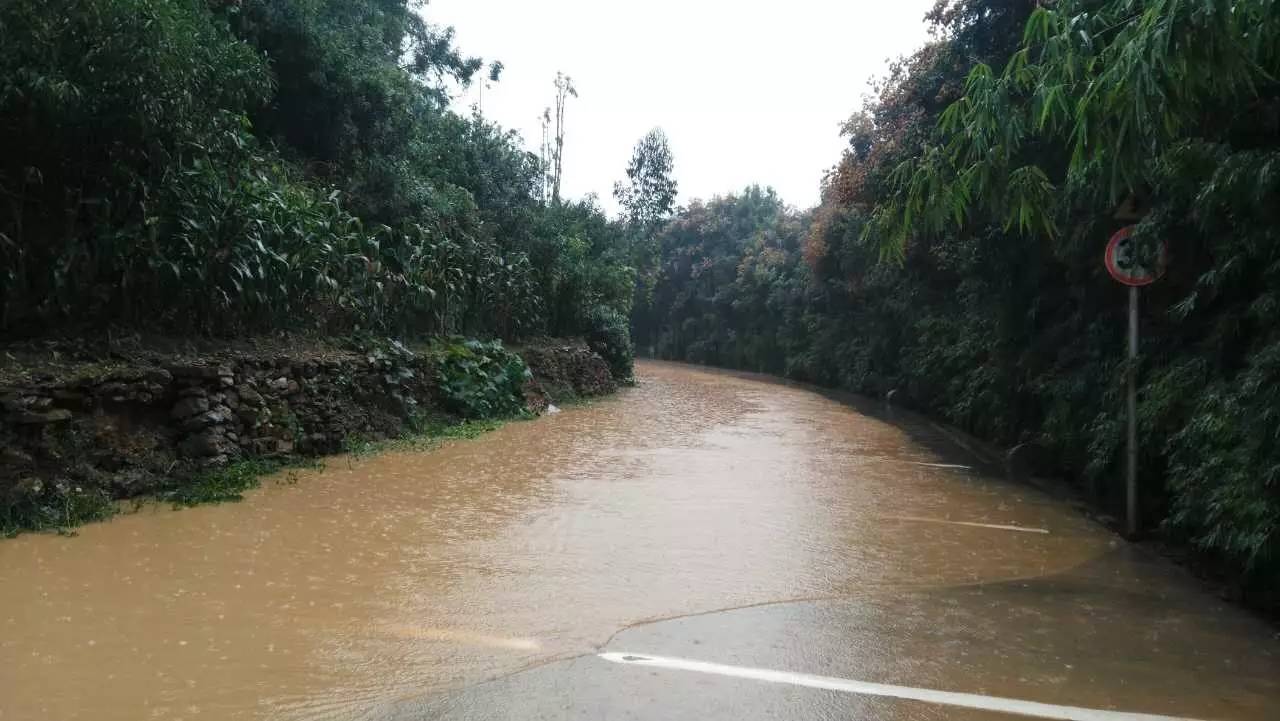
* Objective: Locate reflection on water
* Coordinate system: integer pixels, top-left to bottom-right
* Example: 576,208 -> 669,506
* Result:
1,361 -> 1276,720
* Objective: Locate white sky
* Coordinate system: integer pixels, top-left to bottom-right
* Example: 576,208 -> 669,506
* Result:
428,0 -> 938,214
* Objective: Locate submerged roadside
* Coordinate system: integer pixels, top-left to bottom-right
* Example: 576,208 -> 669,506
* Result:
646,357 -> 1280,622
0,334 -> 620,536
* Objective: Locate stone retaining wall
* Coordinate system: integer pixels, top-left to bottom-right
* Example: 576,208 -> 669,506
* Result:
1,340 -> 615,510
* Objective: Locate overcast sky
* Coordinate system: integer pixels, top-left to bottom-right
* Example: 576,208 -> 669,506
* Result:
428,0 -> 938,214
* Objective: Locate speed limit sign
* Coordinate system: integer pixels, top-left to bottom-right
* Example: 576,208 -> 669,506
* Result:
1105,222 -> 1167,539
1105,226 -> 1167,286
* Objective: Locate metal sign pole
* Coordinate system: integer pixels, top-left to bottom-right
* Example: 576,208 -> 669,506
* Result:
1126,285 -> 1139,538
1106,210 -> 1163,540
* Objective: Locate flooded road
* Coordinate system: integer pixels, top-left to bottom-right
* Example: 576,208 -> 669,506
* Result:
2,361 -> 1277,720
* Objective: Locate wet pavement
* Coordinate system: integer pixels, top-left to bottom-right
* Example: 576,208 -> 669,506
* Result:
2,361 -> 1277,720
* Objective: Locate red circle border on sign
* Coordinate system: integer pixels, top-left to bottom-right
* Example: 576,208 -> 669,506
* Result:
1105,226 -> 1166,287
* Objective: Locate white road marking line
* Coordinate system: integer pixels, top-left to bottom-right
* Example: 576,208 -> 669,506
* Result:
598,653 -> 1208,721
880,515 -> 1050,534
907,461 -> 973,470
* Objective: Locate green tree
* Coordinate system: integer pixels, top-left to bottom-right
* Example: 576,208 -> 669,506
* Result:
615,128 -> 679,352
875,0 -> 1280,248
550,72 -> 577,206
614,128 -> 678,231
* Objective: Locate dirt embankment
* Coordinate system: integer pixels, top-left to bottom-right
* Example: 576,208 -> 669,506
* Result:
1,335 -> 615,529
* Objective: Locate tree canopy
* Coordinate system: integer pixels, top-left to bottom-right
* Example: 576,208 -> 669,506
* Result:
614,129 -> 678,232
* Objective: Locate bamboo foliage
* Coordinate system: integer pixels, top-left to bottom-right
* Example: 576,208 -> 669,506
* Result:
874,0 -> 1280,250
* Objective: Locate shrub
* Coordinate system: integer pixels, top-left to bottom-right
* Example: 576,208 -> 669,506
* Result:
0,0 -> 272,329
2,480 -> 115,537
585,305 -> 634,380
434,339 -> 531,419
1164,343 -> 1280,586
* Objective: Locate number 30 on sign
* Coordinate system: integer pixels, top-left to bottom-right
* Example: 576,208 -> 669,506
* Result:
1105,226 -> 1168,287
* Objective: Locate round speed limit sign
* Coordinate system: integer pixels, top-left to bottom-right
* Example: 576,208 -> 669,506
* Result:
1105,226 -> 1167,286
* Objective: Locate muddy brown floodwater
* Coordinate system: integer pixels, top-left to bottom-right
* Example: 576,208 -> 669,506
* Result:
2,361 -> 1277,721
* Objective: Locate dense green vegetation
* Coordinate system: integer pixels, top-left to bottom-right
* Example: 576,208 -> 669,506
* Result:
162,457 -> 302,507
0,477 -> 115,537
433,339 -> 532,419
635,0 -> 1279,606
0,0 -> 632,346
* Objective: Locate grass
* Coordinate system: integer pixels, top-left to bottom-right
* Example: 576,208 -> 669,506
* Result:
168,414 -> 525,509
160,457 -> 320,507
556,393 -> 610,409
1,485 -> 118,538
342,414 -> 526,458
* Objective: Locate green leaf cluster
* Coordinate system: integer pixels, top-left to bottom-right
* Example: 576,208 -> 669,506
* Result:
585,305 -> 634,381
432,338 -> 532,420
